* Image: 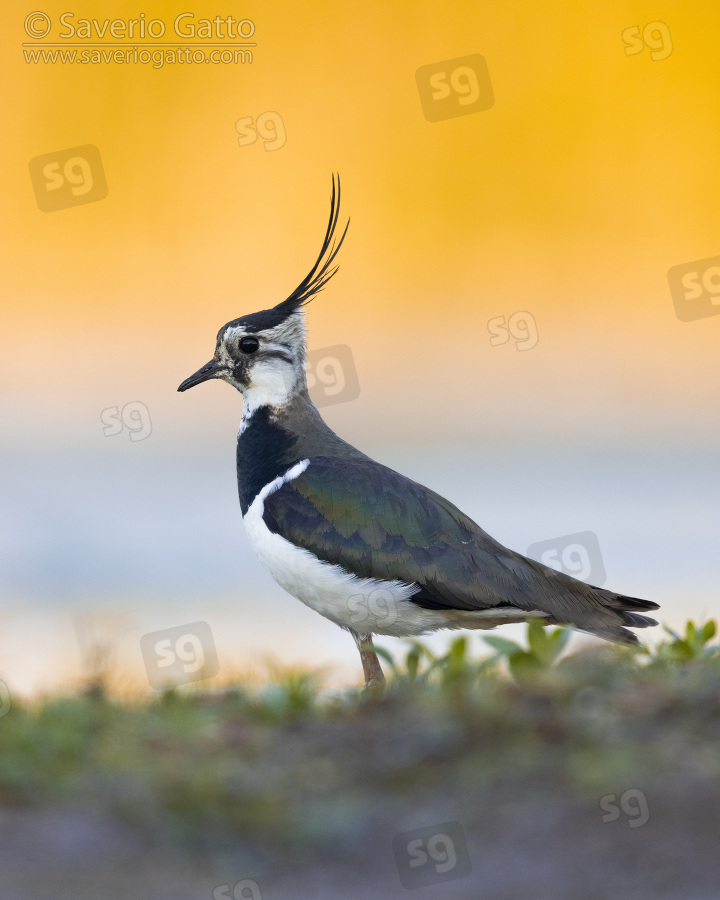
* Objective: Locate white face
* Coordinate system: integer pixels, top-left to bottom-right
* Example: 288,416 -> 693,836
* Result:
215,314 -> 308,412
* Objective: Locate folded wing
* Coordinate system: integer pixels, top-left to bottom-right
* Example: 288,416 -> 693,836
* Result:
262,457 -> 658,644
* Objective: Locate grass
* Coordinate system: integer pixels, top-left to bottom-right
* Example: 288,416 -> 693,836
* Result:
1,620 -> 719,896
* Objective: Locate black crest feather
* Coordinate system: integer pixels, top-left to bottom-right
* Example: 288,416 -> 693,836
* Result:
219,175 -> 349,337
273,173 -> 349,317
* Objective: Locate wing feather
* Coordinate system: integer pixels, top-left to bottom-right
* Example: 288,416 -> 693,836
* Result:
261,456 -> 659,643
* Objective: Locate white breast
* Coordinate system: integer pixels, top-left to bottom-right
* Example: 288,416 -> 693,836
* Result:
243,460 -> 432,636
242,460 -> 545,637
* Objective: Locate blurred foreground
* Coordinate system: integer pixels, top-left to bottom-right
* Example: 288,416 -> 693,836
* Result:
0,624 -> 719,899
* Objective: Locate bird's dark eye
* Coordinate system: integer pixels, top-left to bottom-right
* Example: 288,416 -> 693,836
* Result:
239,337 -> 259,354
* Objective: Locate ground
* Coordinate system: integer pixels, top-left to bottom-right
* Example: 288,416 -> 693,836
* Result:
0,628 -> 719,899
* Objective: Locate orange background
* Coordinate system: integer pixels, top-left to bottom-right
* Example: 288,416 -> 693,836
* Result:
3,0 -> 719,447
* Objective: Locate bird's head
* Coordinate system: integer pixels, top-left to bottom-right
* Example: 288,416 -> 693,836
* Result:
178,175 -> 348,412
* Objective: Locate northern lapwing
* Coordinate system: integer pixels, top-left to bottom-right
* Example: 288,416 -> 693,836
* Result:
178,175 -> 659,689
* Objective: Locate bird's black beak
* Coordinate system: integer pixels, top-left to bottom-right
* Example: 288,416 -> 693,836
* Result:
177,359 -> 222,392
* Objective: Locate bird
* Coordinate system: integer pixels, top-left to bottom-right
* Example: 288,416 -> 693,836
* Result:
178,175 -> 659,690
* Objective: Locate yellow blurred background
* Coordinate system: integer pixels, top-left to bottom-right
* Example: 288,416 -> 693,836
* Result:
1,0 -> 718,694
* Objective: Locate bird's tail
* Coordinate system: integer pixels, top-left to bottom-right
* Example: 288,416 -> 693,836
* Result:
576,590 -> 659,646
518,553 -> 660,646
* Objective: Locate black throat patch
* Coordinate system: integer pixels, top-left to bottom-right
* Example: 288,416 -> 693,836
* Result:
236,406 -> 300,514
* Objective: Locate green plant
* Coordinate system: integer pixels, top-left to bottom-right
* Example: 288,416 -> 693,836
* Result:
368,640 -> 434,686
652,619 -> 718,663
483,619 -> 572,682
367,635 -> 499,691
253,670 -> 321,719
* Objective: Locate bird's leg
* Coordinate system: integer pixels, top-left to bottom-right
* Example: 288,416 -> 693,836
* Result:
351,631 -> 386,694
